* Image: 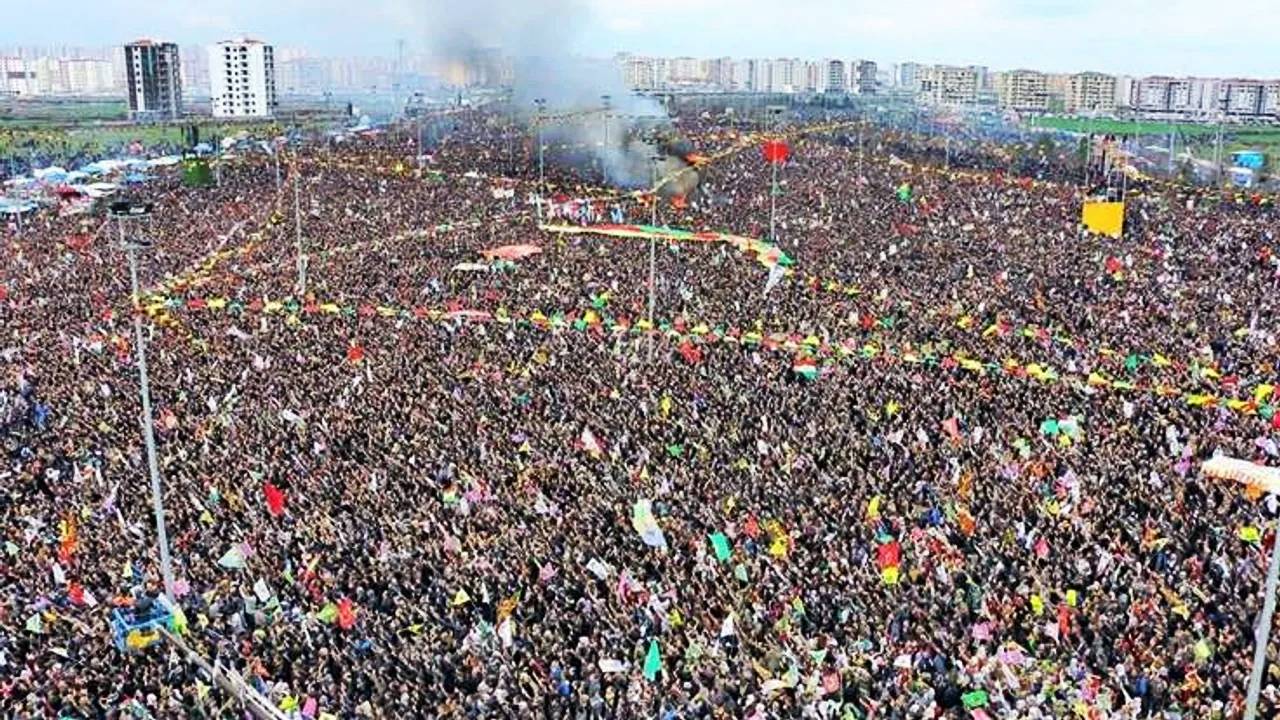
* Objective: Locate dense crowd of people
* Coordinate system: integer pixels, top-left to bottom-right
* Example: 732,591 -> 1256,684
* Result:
2,106 -> 1280,719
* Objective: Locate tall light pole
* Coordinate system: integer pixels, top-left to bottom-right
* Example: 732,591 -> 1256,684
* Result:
111,200 -> 177,604
1202,456 -> 1280,720
601,94 -> 612,183
271,142 -> 281,193
1213,109 -> 1225,186
601,95 -> 612,139
767,106 -> 783,246
648,155 -> 661,361
293,158 -> 306,297
534,98 -> 546,221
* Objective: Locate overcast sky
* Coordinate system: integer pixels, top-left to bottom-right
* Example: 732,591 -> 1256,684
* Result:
10,0 -> 1278,77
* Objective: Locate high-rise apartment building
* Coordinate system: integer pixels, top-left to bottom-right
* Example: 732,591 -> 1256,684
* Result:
854,60 -> 877,95
1220,79 -> 1268,117
997,69 -> 1049,112
209,38 -> 277,118
897,62 -> 922,90
124,39 -> 183,120
826,60 -> 847,93
1066,71 -> 1117,113
64,58 -> 115,95
917,65 -> 979,105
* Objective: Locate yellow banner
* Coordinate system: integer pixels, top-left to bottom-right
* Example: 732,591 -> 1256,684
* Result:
1082,201 -> 1125,239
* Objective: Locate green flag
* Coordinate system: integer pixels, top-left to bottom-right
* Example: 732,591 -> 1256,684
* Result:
962,689 -> 989,710
666,444 -> 685,458
709,533 -> 731,562
643,639 -> 662,682
316,603 -> 338,624
734,563 -> 749,583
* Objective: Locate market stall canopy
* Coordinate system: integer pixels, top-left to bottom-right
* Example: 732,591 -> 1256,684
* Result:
0,199 -> 38,214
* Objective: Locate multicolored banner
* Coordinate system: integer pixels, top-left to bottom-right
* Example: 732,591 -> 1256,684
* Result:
148,292 -> 1279,419
539,223 -> 794,271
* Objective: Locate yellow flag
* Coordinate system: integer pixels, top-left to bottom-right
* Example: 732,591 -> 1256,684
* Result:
1151,353 -> 1171,368
1081,200 -> 1125,238
1256,384 -> 1276,403
660,395 -> 672,419
451,589 -> 471,606
1066,589 -> 1078,608
885,400 -> 900,416
1030,594 -> 1044,616
881,566 -> 900,585
1240,526 -> 1262,544
866,495 -> 882,521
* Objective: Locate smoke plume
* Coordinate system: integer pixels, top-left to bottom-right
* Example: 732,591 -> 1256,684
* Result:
411,0 -> 698,193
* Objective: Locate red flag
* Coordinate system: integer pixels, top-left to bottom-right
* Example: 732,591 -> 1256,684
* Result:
337,597 -> 357,630
744,515 -> 760,538
677,340 -> 702,365
347,344 -> 366,364
263,482 -> 286,517
876,540 -> 901,570
68,582 -> 85,606
762,139 -> 790,164
1105,256 -> 1122,275
1057,603 -> 1072,638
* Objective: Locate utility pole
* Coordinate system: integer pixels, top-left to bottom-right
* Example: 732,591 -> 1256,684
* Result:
111,201 -> 177,604
1168,129 -> 1176,176
293,161 -> 306,297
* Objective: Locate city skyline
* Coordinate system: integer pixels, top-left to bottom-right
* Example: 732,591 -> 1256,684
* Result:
5,0 -> 1279,79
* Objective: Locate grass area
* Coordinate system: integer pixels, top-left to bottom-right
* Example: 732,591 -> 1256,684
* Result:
1029,115 -> 1231,136
0,121 -> 283,159
1030,115 -> 1280,168
0,100 -> 129,125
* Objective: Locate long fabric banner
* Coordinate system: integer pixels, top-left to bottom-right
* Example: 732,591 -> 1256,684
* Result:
150,293 -> 1279,420
540,223 -> 795,271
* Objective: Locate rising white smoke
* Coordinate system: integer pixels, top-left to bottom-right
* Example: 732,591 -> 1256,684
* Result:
408,0 -> 698,192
